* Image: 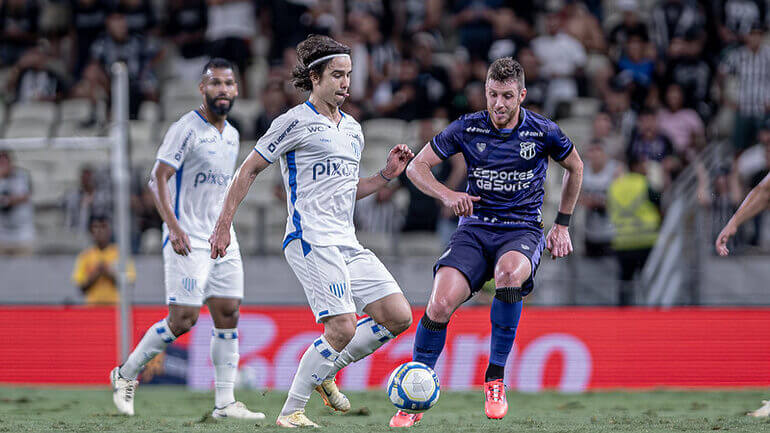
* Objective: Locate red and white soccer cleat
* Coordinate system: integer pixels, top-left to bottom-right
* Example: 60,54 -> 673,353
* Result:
389,410 -> 424,427
484,379 -> 508,419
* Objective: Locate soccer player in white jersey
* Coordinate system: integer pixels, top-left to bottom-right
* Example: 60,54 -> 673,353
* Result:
109,58 -> 264,421
209,35 -> 415,427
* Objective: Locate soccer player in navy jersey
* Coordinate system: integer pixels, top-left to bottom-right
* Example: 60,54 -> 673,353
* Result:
389,57 -> 583,427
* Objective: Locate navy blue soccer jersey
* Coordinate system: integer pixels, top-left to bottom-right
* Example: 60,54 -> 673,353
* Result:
430,108 -> 574,229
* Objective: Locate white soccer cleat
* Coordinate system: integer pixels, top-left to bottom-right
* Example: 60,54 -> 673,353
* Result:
110,367 -> 137,416
276,410 -> 320,428
315,379 -> 351,412
747,400 -> 770,417
211,401 -> 266,420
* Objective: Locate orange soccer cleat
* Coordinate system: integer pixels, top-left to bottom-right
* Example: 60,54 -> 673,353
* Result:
388,410 -> 424,427
483,379 -> 508,419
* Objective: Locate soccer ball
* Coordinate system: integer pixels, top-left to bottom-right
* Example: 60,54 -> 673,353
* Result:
386,362 -> 440,413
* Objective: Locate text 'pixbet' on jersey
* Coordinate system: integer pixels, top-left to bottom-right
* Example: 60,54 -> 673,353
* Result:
312,158 -> 357,180
194,170 -> 233,188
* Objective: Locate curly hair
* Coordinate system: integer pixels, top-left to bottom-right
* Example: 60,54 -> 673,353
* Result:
290,35 -> 351,92
487,57 -> 525,90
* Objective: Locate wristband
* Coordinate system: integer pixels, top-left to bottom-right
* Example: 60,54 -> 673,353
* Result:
379,169 -> 393,182
555,212 -> 571,226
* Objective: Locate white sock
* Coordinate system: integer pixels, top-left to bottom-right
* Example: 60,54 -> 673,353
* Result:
327,317 -> 394,379
280,335 -> 340,416
211,328 -> 239,408
119,318 -> 176,380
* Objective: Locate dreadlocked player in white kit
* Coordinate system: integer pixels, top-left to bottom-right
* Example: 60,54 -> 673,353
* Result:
210,35 -> 414,427
110,58 -> 264,420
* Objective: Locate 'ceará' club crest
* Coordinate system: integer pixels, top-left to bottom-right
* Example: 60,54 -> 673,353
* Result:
520,141 -> 536,160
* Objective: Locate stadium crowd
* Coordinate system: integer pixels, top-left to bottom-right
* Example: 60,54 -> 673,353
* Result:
1,0 -> 769,272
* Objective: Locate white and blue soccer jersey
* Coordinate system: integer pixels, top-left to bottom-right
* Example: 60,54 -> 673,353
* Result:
253,101 -> 365,251
155,110 -> 240,251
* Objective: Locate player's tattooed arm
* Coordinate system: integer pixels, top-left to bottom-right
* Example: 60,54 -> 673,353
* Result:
356,144 -> 414,200
546,148 -> 583,259
407,144 -> 479,216
149,161 -> 192,256
210,150 -> 270,258
716,171 -> 770,256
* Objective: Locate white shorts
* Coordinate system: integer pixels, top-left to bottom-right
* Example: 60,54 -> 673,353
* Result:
284,240 -> 402,322
163,244 -> 244,306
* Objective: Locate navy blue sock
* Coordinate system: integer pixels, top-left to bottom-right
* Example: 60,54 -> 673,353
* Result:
487,287 -> 523,380
412,314 -> 448,369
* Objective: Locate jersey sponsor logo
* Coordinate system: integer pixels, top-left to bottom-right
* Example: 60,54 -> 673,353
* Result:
198,136 -> 217,144
520,130 -> 544,138
267,119 -> 299,153
175,130 -> 194,161
476,142 -> 487,152
312,158 -> 358,180
520,141 -> 537,160
307,125 -> 327,133
466,126 -> 491,134
194,170 -> 233,187
472,167 -> 534,192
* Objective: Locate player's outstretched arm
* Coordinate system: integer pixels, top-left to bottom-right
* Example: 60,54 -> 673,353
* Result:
406,144 -> 479,216
210,150 -> 270,258
546,148 -> 583,259
149,161 -> 192,256
716,172 -> 770,256
356,144 -> 414,200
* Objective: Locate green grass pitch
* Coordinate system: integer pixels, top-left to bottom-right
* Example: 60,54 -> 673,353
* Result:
1,386 -> 770,432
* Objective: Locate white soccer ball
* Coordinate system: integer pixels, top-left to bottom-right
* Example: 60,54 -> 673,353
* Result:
386,361 -> 440,413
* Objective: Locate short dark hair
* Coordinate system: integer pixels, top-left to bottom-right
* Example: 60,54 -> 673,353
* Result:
89,214 -> 110,229
291,35 -> 351,92
487,57 -> 525,90
202,57 -> 235,77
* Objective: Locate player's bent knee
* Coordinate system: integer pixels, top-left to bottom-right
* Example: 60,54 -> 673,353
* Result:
388,313 -> 413,336
323,315 -> 357,348
495,269 -> 527,288
426,299 -> 454,323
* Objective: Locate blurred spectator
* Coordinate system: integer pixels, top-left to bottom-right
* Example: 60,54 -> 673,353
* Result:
69,0 -> 109,78
592,111 -> 625,160
627,108 -> 679,188
205,0 -> 255,96
517,45 -> 547,114
348,10 -> 399,106
72,12 -> 160,119
395,0 -> 443,42
0,150 -> 35,256
602,82 -> 637,143
64,166 -> 113,235
607,156 -> 661,305
373,57 -> 419,121
719,24 -> 770,151
398,120 -> 465,242
5,40 -> 72,103
657,83 -> 706,161
649,0 -> 706,57
255,76 -> 290,137
0,0 -> 39,66
616,33 -> 655,106
164,0 -> 208,81
608,0 -> 649,61
580,140 -> 622,257
71,216 -> 135,305
262,0 -> 312,65
412,32 -> 452,119
114,0 -> 157,35
712,0 -> 767,48
451,0 -> 501,60
130,168 -> 162,254
562,0 -> 606,55
664,35 -> 714,121
531,12 -> 587,117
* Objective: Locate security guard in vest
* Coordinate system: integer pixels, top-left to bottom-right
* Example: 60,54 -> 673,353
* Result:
607,155 -> 661,305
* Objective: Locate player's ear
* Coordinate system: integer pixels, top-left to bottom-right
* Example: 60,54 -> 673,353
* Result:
519,87 -> 527,104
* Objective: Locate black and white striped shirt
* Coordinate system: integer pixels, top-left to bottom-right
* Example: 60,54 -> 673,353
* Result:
721,45 -> 770,116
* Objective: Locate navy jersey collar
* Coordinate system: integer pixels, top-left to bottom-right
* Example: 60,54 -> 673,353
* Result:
486,107 -> 526,137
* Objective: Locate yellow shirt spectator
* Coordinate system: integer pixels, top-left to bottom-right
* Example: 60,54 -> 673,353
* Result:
72,217 -> 135,305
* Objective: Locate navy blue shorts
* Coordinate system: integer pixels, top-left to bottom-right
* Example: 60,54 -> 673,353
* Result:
434,223 -> 546,297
